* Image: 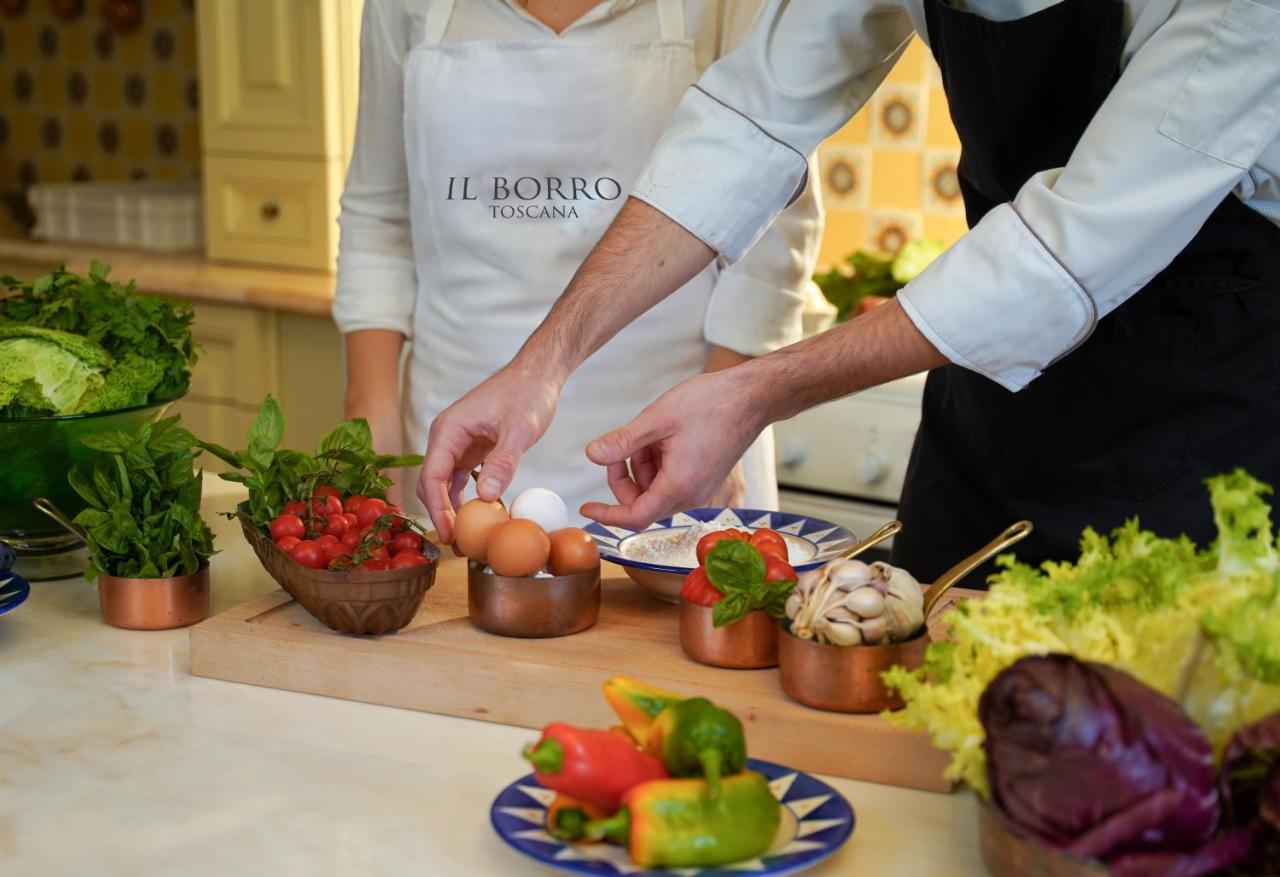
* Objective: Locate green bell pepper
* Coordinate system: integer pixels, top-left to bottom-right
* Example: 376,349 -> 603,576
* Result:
646,697 -> 746,799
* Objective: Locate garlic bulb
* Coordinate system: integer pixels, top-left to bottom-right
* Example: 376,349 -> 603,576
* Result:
785,557 -> 925,646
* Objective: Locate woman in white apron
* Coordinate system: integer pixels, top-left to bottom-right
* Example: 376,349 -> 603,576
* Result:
333,0 -> 822,521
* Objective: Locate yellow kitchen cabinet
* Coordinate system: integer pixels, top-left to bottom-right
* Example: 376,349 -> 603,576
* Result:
196,0 -> 363,270
172,302 -> 345,461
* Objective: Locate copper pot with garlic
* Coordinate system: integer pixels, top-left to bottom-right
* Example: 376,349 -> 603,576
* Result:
778,521 -> 1034,714
778,559 -> 929,713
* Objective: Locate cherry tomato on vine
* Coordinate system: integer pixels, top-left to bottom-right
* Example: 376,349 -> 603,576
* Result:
340,530 -> 361,551
749,529 -> 788,560
289,539 -> 325,569
323,515 -> 349,539
312,485 -> 340,500
695,529 -> 749,566
391,531 -> 423,555
390,552 -> 429,569
355,498 -> 388,529
283,501 -> 307,518
270,513 -> 305,542
275,535 -> 300,552
344,495 -> 368,514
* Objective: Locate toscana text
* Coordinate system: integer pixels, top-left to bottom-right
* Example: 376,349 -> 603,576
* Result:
446,175 -> 622,220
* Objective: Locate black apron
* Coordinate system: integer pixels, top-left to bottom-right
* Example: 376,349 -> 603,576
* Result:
891,0 -> 1280,584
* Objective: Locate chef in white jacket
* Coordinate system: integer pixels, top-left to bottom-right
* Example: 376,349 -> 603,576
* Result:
333,0 -> 822,519
420,0 -> 1280,581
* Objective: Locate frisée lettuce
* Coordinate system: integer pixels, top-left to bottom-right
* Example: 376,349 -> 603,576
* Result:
885,471 -> 1280,797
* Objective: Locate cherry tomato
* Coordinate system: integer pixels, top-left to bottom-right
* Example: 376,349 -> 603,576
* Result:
764,554 -> 798,586
695,529 -> 749,566
361,556 -> 389,571
355,497 -> 388,529
391,531 -> 424,555
282,501 -> 307,517
344,495 -> 368,514
317,535 -> 346,562
340,530 -> 361,551
390,552 -> 429,569
275,535 -> 301,552
680,566 -> 724,607
289,539 -> 325,569
366,544 -> 389,562
323,515 -> 349,539
749,529 -> 788,560
312,494 -> 344,518
342,512 -> 359,528
327,556 -> 351,571
270,513 -> 305,542
312,484 -> 340,500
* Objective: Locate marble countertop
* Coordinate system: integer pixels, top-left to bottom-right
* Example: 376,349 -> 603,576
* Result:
0,238 -> 335,317
0,483 -> 984,876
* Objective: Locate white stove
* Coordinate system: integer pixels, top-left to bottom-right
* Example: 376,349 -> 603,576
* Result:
774,374 -> 926,555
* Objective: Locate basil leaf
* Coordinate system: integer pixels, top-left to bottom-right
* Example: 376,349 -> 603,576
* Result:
706,540 -> 766,596
318,418 -> 373,455
712,593 -> 751,628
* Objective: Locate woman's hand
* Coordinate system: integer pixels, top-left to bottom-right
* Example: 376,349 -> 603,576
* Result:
417,361 -> 565,543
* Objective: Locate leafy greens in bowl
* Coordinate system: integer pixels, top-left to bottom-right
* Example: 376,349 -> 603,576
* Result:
0,262 -> 197,417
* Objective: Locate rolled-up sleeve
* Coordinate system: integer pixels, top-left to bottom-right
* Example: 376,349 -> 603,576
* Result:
333,0 -> 418,337
631,0 -> 912,261
703,154 -> 823,355
897,0 -> 1280,390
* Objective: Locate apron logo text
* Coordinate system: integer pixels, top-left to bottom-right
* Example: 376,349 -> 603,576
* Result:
446,175 -> 623,220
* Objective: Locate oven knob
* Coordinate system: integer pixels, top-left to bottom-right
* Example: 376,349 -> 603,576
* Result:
860,450 -> 890,486
778,436 -> 809,469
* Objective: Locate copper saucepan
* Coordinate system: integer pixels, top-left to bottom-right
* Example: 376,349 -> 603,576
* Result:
778,520 -> 1034,713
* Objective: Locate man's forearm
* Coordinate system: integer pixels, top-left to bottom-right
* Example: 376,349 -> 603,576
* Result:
514,198 -> 715,381
738,299 -> 947,424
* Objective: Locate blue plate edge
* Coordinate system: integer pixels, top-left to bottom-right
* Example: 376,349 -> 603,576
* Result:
489,757 -> 856,877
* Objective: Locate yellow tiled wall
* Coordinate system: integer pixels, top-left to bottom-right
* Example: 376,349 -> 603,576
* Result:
817,39 -> 968,267
0,0 -> 200,201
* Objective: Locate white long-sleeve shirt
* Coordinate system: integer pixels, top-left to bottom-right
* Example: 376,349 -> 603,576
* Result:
333,0 -> 824,357
632,0 -> 1280,391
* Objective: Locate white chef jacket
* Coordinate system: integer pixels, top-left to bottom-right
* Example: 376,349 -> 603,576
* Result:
632,0 -> 1280,392
333,0 -> 823,360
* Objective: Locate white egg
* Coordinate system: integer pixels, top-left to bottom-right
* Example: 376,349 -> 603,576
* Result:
510,487 -> 569,533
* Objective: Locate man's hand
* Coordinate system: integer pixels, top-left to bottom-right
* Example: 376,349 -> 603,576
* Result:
580,369 -> 766,527
417,362 -> 564,543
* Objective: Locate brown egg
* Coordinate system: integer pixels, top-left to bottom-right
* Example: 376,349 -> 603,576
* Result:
454,499 -> 509,564
548,528 -> 599,576
486,519 -> 551,577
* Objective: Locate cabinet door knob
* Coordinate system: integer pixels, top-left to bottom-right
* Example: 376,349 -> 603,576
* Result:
261,201 -> 281,221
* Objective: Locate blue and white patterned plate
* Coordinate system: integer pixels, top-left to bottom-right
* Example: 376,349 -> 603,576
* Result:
584,509 -> 858,575
0,571 -> 31,619
491,757 -> 854,877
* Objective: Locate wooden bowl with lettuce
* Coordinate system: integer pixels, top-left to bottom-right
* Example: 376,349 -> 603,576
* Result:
883,472 -> 1280,876
201,396 -> 439,636
0,264 -> 197,563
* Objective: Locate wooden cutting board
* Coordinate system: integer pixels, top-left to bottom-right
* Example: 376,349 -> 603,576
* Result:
190,557 -> 972,793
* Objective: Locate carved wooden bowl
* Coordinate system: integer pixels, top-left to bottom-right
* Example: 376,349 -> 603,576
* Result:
240,510 -> 439,636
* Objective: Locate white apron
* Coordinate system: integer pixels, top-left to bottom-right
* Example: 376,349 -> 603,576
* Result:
401,0 -> 777,520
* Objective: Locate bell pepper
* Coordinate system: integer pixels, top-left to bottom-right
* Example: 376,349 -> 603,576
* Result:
586,771 -> 781,868
602,676 -> 686,744
524,722 -> 669,811
646,697 -> 746,799
546,794 -> 608,843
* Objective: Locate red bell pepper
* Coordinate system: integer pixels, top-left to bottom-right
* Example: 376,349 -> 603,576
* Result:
524,723 -> 669,811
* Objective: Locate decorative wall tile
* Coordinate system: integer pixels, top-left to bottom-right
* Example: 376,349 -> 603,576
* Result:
0,0 -> 199,213
818,38 -> 966,268
923,148 -> 964,216
867,210 -> 924,257
819,144 -> 870,211
871,83 -> 926,150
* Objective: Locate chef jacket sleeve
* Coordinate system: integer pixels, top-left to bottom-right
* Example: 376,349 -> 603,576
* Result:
332,0 -> 418,338
702,155 -> 822,356
897,0 -> 1280,390
630,0 -> 914,262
